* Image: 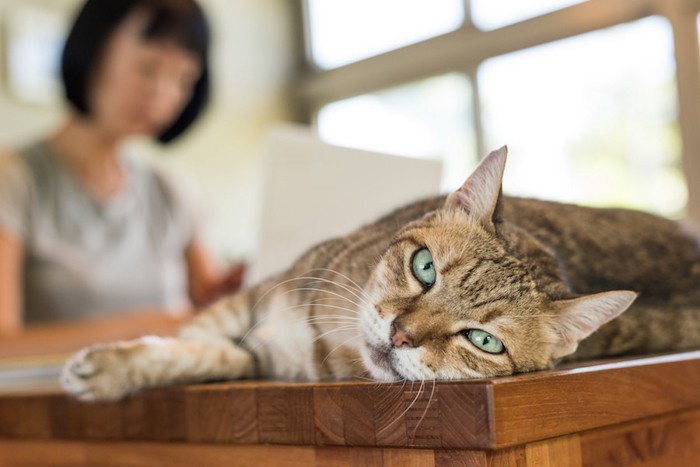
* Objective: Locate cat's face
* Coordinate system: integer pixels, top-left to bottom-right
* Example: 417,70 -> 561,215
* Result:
360,209 -> 556,380
359,147 -> 636,381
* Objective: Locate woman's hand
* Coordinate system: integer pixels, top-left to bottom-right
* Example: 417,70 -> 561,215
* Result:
191,262 -> 247,308
185,237 -> 246,308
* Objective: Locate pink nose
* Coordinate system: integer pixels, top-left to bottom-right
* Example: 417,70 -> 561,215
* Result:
391,323 -> 414,348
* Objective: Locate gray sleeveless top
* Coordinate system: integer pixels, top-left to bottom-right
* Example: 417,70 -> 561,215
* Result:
0,142 -> 197,324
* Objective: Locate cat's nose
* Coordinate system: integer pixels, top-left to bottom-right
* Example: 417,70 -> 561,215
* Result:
391,322 -> 414,348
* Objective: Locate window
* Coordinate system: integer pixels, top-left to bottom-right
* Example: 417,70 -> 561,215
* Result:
470,0 -> 586,30
5,5 -> 67,105
317,73 -> 476,191
305,0 -> 464,69
301,0 -> 700,220
479,17 -> 684,216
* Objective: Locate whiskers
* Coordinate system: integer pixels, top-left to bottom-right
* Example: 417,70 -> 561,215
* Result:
311,268 -> 373,304
374,377 -> 439,443
320,334 -> 362,367
412,379 -> 437,439
237,268 -> 372,364
249,268 -> 372,314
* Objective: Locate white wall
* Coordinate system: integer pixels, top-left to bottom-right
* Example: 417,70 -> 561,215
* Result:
0,0 -> 298,261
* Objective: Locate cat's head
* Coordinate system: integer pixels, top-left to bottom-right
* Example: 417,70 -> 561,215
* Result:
360,147 -> 637,381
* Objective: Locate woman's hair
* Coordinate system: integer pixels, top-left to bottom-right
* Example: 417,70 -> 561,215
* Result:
61,0 -> 211,144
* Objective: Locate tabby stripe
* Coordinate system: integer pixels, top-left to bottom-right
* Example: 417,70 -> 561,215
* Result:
456,346 -> 499,375
307,302 -> 334,378
476,303 -> 508,323
236,335 -> 268,377
440,258 -> 462,276
458,346 -> 514,375
503,351 -> 516,373
347,227 -> 391,255
396,295 -> 420,313
459,258 -> 486,288
314,338 -> 333,379
388,233 -> 423,251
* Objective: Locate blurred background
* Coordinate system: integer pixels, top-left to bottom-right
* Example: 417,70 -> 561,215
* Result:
0,0 -> 699,263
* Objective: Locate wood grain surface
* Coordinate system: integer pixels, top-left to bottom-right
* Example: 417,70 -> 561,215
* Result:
2,350 -> 700,452
3,408 -> 700,467
490,351 -> 700,447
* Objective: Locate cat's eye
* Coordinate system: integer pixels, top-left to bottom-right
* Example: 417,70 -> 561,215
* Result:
464,329 -> 505,354
411,248 -> 436,288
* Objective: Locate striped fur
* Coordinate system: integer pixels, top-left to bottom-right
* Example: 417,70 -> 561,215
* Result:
62,148 -> 700,401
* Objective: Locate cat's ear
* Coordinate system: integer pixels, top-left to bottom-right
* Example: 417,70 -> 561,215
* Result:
549,290 -> 638,360
444,146 -> 507,230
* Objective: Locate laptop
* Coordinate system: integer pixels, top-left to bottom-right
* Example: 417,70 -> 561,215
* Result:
247,124 -> 444,284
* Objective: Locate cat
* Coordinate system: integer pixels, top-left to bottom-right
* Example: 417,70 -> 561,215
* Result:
61,147 -> 700,401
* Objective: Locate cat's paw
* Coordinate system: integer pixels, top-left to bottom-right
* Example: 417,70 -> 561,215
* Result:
61,343 -> 135,402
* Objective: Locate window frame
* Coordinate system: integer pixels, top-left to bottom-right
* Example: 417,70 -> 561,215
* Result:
297,0 -> 700,221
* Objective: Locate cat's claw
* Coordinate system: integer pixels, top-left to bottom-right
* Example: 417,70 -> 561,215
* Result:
69,353 -> 99,378
61,345 -> 132,402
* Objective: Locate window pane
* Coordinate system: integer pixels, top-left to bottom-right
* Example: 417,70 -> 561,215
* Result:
6,5 -> 67,105
479,17 -> 684,216
317,73 -> 476,191
471,0 -> 585,30
306,0 -> 464,69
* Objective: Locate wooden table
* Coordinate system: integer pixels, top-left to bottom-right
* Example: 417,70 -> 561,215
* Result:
1,351 -> 700,466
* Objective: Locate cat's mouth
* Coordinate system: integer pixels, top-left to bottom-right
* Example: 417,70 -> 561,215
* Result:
364,343 -> 403,381
359,302 -> 404,380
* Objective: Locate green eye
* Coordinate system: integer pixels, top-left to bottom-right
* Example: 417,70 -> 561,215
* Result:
411,248 -> 436,288
465,329 -> 505,354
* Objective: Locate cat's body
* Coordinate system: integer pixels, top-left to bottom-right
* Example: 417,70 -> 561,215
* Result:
62,148 -> 700,400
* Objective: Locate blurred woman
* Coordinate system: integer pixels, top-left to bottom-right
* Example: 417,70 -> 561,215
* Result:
0,0 -> 242,336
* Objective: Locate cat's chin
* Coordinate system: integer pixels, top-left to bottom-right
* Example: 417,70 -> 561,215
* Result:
360,343 -> 403,381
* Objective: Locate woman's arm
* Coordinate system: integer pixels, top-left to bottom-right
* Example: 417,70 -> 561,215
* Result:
0,229 -> 23,337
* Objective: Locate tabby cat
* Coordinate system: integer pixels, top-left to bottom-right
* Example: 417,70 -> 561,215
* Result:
62,147 -> 700,401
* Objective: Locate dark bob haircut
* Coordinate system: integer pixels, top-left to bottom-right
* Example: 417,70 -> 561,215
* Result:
61,0 -> 211,144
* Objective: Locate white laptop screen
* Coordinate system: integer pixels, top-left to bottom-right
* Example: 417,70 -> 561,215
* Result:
247,125 -> 443,284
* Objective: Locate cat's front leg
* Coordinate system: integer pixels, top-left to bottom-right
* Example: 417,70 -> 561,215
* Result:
61,336 -> 255,401
177,288 -> 256,342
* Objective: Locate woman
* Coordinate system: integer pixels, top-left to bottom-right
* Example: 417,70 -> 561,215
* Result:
0,0 -> 242,336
